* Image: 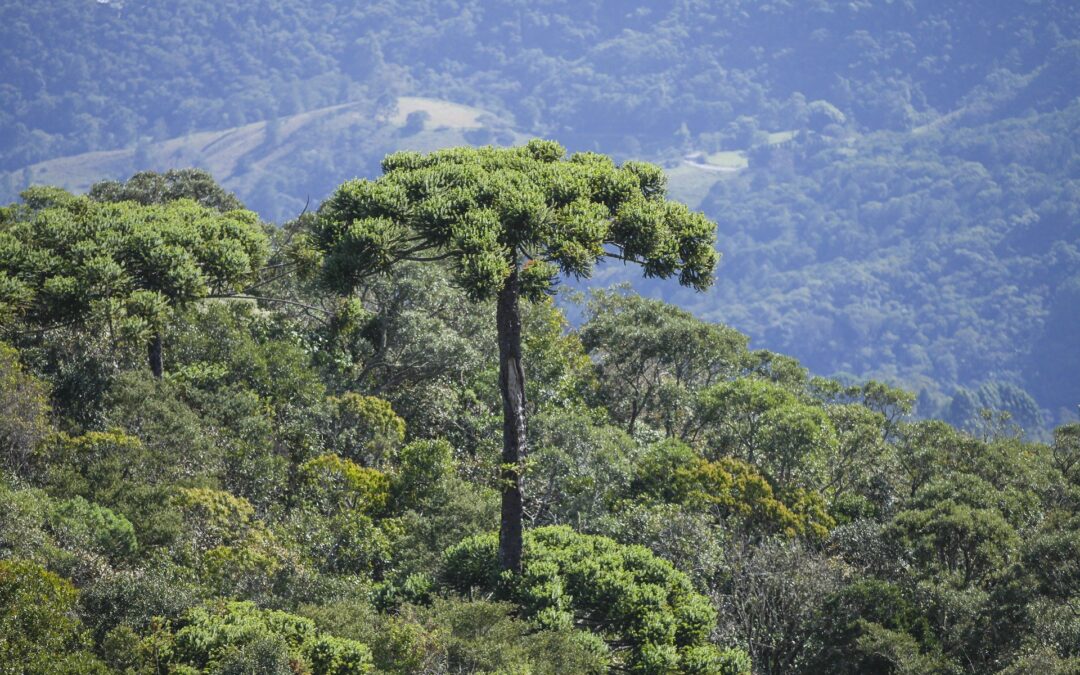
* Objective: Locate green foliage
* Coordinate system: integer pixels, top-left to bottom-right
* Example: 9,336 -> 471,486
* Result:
172,600 -> 373,674
168,486 -> 293,597
528,409 -> 638,528
301,596 -> 612,674
0,482 -> 56,564
850,621 -> 952,675
164,300 -> 326,505
297,454 -> 391,516
890,498 -> 1020,587
284,507 -> 392,577
580,289 -> 748,435
522,296 -> 597,411
0,559 -> 107,673
997,648 -> 1080,675
1,190 -> 268,333
1052,423 -> 1080,483
820,402 -> 893,520
0,173 -> 1075,675
48,495 -> 137,563
383,479 -> 499,583
33,429 -> 184,522
632,439 -> 834,539
89,169 -> 246,212
77,568 -> 204,646
172,487 -> 262,552
413,598 -> 611,674
325,392 -> 406,466
313,260 -> 495,448
442,525 -> 736,673
0,342 -> 50,476
805,579 -> 938,673
308,634 -> 376,675
0,186 -> 270,382
694,377 -> 798,455
692,646 -> 753,675
1023,512 -> 1080,601
393,438 -> 454,511
753,402 -> 838,490
313,141 -> 718,300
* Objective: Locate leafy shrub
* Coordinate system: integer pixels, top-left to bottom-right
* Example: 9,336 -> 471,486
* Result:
0,342 -> 51,477
298,454 -> 391,516
48,496 -> 138,562
632,439 -> 834,538
0,559 -> 107,673
443,525 -> 742,673
326,393 -> 406,467
392,438 -> 454,511
172,486 -> 262,552
172,600 -> 373,674
283,507 -> 392,577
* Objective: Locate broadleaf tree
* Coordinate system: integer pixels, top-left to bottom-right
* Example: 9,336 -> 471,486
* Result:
312,140 -> 719,572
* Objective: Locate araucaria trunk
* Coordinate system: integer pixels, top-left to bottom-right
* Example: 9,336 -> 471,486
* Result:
496,267 -> 526,573
148,332 -> 163,379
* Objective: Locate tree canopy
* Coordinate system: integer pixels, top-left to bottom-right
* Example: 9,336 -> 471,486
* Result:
0,187 -> 268,375
312,140 -> 718,299
0,208 -> 1076,672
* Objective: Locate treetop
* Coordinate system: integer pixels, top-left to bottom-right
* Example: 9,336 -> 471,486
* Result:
0,190 -> 268,330
313,140 -> 719,300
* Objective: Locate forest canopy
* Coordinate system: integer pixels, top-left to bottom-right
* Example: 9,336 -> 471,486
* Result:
1,168 -> 1078,673
1,1 -> 1078,668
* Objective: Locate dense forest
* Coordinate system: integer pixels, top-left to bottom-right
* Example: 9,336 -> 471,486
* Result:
2,0 -> 1078,432
1,3 -> 1079,669
3,0 -> 1078,165
1,160 -> 1078,673
675,102 -> 1080,432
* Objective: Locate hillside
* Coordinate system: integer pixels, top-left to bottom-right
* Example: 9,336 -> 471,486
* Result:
657,101 -> 1080,433
7,96 -> 521,222
2,174 -> 1079,671
2,0 -> 1079,432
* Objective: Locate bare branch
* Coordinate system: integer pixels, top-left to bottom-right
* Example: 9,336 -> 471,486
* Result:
204,293 -> 331,316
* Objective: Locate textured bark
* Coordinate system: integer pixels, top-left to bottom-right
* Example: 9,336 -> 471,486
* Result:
496,267 -> 526,573
148,332 -> 163,379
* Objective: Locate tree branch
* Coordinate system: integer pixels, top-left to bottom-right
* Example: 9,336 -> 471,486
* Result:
240,265 -> 300,293
204,293 -> 331,316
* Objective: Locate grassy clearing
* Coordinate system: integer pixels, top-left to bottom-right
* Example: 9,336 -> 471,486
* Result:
704,150 -> 749,169
14,97 -> 509,199
665,165 -> 727,209
390,97 -> 488,129
766,130 -> 797,145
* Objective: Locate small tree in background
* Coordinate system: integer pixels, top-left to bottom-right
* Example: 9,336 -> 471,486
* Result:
311,140 -> 719,572
88,168 -> 245,212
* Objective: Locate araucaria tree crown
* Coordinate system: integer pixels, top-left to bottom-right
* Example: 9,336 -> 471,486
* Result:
312,139 -> 718,297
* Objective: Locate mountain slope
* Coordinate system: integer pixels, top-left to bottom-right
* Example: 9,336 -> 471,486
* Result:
6,96 -> 521,222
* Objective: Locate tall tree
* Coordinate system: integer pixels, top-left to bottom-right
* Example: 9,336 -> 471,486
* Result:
311,140 -> 718,572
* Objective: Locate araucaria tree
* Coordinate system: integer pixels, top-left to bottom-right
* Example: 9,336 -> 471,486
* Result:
312,140 -> 719,572
0,187 -> 269,378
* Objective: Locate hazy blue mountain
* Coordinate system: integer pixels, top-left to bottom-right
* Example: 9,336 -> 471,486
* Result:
2,0 -> 1079,431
